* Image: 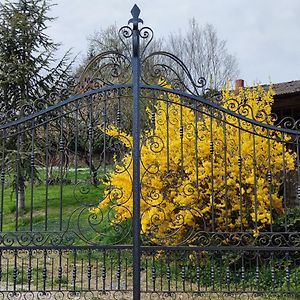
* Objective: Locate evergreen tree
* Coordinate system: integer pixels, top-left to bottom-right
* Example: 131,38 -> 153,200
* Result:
0,0 -> 73,210
0,0 -> 73,114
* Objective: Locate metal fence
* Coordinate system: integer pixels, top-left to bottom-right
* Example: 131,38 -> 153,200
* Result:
0,5 -> 300,299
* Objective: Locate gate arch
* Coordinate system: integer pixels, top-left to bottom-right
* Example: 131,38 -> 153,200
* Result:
0,5 -> 300,300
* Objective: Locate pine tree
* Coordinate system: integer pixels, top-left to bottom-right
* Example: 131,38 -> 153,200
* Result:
0,0 -> 73,210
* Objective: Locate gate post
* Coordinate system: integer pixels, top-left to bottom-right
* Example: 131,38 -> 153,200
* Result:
129,4 -> 142,300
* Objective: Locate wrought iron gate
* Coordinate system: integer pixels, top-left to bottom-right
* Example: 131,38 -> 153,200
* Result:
0,5 -> 300,299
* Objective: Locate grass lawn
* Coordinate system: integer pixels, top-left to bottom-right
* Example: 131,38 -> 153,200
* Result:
0,167 -> 132,245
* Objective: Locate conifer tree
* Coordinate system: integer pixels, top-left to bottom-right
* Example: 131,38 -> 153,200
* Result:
0,0 -> 73,210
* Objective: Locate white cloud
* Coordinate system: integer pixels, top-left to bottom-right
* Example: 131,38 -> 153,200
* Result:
46,0 -> 300,84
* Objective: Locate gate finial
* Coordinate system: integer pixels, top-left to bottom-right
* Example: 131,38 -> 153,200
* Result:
129,4 -> 143,28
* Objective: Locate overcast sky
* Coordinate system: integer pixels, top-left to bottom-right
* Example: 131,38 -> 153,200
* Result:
46,0 -> 300,86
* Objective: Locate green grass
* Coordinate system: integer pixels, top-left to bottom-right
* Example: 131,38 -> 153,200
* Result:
0,167 -> 132,245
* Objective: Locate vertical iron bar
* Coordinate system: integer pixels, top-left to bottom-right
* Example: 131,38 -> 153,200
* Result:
88,96 -> 94,182
241,251 -> 245,291
145,256 -> 148,291
30,120 -> 35,231
209,110 -> 215,231
255,252 -> 259,291
74,101 -> 79,184
297,136 -> 300,210
152,252 -> 156,291
66,257 -> 69,290
96,257 -> 99,291
42,249 -> 47,293
166,251 -> 171,293
290,133 -> 300,232
285,252 -> 290,292
223,116 -> 229,231
166,95 -> 170,172
58,250 -> 62,290
102,250 -> 106,293
110,256 -> 113,290
81,258 -> 84,290
175,256 -> 178,291
179,98 -> 184,177
211,253 -> 215,291
196,253 -> 200,292
233,255 -> 237,292
51,257 -> 54,290
6,259 -> 8,291
13,250 -> 17,294
102,250 -> 106,292
252,125 -> 258,232
72,249 -> 77,292
36,257 -> 39,290
28,249 -> 32,291
103,94 -> 107,174
45,123 -> 49,231
194,102 -> 199,192
181,252 -> 186,292
125,257 -> 128,290
117,89 -> 121,132
130,5 -> 142,300
218,254 -> 222,290
226,256 -> 230,291
267,129 -> 273,231
150,90 -> 156,133
15,126 -> 21,231
0,130 -> 5,231
59,111 -> 64,231
117,249 -> 121,290
21,259 -> 24,290
271,252 -> 275,289
88,249 -> 92,290
160,256 -> 163,291
237,120 -> 243,231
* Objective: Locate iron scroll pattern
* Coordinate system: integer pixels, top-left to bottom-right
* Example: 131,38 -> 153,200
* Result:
69,5 -> 300,250
0,2 -> 300,249
0,248 -> 298,298
75,5 -> 207,98
0,86 -> 135,247
135,87 -> 300,246
1,5 -> 300,299
1,1 -> 298,131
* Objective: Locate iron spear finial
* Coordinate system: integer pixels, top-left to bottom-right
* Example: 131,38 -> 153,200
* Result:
131,4 -> 140,18
128,4 -> 143,29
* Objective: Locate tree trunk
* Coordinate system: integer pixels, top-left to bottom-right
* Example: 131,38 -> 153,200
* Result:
84,156 -> 98,186
17,180 -> 25,211
17,132 -> 26,211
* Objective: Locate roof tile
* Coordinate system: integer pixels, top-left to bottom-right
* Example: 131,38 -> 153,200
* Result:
262,80 -> 300,96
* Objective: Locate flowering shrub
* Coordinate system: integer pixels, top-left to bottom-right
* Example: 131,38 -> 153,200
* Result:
92,83 -> 295,244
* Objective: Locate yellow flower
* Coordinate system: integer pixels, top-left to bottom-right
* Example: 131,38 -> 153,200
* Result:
92,81 -> 296,245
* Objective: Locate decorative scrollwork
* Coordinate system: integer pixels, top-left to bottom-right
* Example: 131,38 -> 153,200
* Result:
1,6 -> 300,300
78,51 -> 132,91
119,25 -> 133,39
142,51 -> 207,96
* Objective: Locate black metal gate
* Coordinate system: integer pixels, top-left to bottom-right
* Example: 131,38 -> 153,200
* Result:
0,5 -> 300,299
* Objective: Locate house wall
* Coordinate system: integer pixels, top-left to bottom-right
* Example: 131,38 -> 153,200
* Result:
272,93 -> 300,207
273,93 -> 300,121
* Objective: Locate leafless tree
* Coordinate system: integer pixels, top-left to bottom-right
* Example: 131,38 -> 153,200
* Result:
167,19 -> 239,90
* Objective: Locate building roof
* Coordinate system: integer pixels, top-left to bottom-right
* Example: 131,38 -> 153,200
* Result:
262,80 -> 300,96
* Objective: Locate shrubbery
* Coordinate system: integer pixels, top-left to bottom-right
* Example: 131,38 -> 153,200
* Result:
92,83 -> 295,245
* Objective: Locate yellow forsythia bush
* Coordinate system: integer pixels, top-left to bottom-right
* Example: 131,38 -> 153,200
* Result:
92,83 -> 295,244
